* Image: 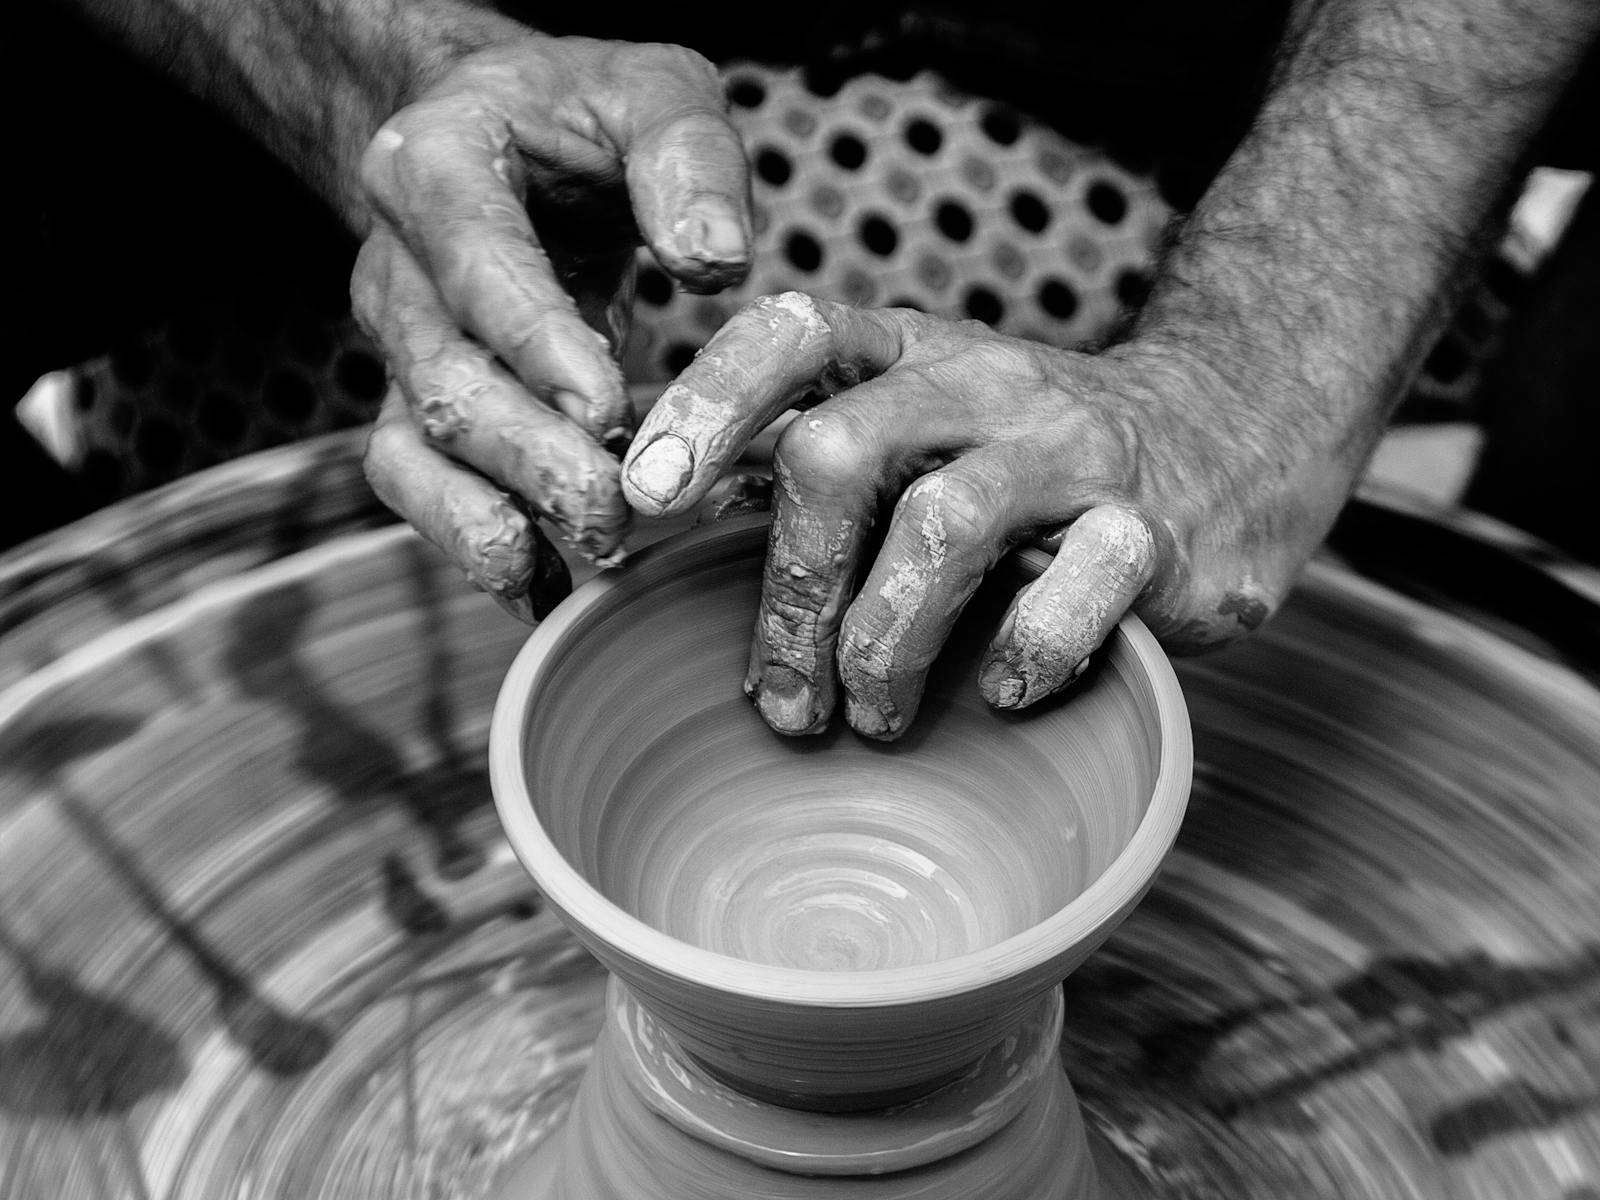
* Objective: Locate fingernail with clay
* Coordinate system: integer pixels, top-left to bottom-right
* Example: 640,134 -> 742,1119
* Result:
844,691 -> 899,741
624,433 -> 695,514
979,657 -> 1027,709
676,201 -> 749,268
751,665 -> 820,735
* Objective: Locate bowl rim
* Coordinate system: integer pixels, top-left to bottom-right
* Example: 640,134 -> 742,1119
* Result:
490,517 -> 1192,1009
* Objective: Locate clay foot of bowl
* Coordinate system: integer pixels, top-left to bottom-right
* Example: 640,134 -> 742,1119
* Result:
501,981 -> 1114,1200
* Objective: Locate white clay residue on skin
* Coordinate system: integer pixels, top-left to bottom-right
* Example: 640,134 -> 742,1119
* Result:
811,516 -> 857,629
757,293 -> 835,412
1009,507 -> 1154,700
625,422 -> 696,508
628,292 -> 832,513
566,452 -> 629,565
463,498 -> 535,597
413,354 -> 484,442
760,291 -> 830,343
881,474 -> 949,646
749,457 -> 865,730
652,381 -> 730,453
760,462 -> 838,649
844,476 -> 952,729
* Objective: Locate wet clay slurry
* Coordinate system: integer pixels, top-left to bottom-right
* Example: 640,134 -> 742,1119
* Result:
488,519 -> 1193,1197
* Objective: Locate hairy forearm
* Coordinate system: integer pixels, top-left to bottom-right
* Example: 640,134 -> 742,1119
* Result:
1135,0 -> 1600,475
63,0 -> 524,225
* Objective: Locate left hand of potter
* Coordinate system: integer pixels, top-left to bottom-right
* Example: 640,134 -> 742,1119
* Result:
622,293 -> 1361,739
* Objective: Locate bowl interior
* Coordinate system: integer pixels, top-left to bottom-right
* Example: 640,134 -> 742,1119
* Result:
518,527 -> 1164,976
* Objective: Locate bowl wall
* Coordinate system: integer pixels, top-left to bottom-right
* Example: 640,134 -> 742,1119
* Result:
492,519 -> 1190,1102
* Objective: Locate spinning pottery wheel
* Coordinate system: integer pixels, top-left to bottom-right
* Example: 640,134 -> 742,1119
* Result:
2,432 -> 1599,1199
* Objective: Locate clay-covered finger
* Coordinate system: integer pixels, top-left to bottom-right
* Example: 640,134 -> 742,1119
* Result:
359,112 -> 631,442
740,392 -> 907,736
353,232 -> 630,562
623,54 -> 754,292
977,505 -> 1157,709
836,456 -> 1020,740
364,387 -> 572,622
621,293 -> 905,518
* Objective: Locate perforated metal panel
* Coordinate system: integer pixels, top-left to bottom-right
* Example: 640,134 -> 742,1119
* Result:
28,300 -> 386,508
23,62 -> 1520,510
622,64 -> 1171,382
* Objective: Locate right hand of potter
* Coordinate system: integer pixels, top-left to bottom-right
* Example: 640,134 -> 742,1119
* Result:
621,293 -> 1368,740
352,27 -> 753,620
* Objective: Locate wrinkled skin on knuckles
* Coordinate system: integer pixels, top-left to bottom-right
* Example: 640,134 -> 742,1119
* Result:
624,293 -> 1351,741
350,34 -> 753,607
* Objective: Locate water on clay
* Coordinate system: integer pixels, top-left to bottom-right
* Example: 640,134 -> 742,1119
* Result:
5,477 -> 1600,1198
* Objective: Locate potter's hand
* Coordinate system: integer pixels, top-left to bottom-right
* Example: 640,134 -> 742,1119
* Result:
55,0 -> 753,617
622,294 -> 1343,738
353,31 -> 752,616
624,0 -> 1600,738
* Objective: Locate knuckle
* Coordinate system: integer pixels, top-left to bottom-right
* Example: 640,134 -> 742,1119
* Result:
772,408 -> 875,493
415,392 -> 468,444
358,115 -> 414,205
405,354 -> 480,443
608,42 -> 724,116
360,114 -> 466,231
1081,505 -> 1157,580
941,328 -> 1035,372
749,291 -> 823,326
462,512 -> 536,599
899,470 -> 996,549
642,43 -> 723,97
1052,404 -> 1140,488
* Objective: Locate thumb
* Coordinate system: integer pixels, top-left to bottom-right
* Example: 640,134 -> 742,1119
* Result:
626,99 -> 753,294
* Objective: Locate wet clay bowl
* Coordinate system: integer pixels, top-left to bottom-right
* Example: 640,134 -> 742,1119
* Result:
490,516 -> 1191,1108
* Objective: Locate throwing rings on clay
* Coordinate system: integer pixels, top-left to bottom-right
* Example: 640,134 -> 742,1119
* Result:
489,516 -> 1192,1196
491,516 -> 1192,1106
